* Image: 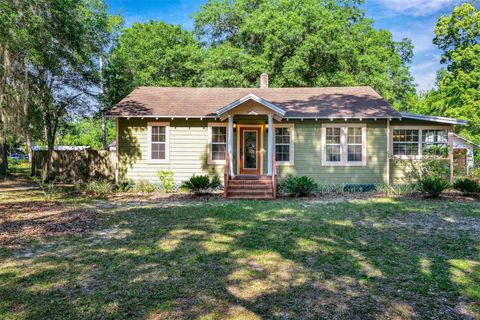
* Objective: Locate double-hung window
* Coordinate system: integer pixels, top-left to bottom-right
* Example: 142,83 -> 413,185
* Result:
147,122 -> 170,163
392,129 -> 419,156
422,130 -> 448,156
274,124 -> 294,165
208,123 -> 228,164
322,124 -> 366,166
391,127 -> 449,158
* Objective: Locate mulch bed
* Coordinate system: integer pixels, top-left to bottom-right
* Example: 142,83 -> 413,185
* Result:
0,201 -> 100,247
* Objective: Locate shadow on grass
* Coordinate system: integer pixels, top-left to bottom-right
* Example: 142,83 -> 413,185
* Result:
1,199 -> 479,319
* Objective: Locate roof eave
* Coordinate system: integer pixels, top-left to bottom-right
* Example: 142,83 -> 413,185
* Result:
216,93 -> 286,120
399,112 -> 467,125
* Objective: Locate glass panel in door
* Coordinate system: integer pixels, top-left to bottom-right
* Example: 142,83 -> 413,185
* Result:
243,130 -> 257,169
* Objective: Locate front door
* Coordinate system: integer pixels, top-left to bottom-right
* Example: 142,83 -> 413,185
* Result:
239,127 -> 261,175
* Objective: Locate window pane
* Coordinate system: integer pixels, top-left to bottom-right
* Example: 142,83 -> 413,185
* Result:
212,144 -> 226,160
347,127 -> 362,144
275,145 -> 290,162
152,126 -> 166,143
212,126 -> 227,143
326,128 -> 341,144
423,130 -> 447,143
393,143 -> 418,156
347,145 -> 362,162
393,129 -> 419,142
326,145 -> 341,162
152,143 -> 165,160
275,128 -> 290,144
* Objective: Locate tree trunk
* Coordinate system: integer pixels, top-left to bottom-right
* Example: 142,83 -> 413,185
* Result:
0,128 -> 7,177
25,132 -> 32,163
101,114 -> 107,150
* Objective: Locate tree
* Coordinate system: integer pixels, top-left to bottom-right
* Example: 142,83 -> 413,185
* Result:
194,0 -> 415,109
57,118 -> 116,149
105,21 -> 203,105
431,2 -> 480,143
0,0 -> 119,179
409,3 -> 480,144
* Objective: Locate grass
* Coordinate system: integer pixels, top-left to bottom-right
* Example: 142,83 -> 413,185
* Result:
0,180 -> 479,319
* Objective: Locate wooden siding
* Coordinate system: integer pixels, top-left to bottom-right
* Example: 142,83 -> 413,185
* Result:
277,120 -> 388,184
388,119 -> 452,184
118,118 -> 225,183
118,117 -> 452,185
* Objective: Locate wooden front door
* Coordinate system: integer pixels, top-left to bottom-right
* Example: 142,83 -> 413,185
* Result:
239,127 -> 262,175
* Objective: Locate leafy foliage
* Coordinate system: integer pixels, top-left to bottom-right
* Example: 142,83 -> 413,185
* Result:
182,175 -> 221,195
376,184 -> 419,196
395,156 -> 450,184
105,1 -> 416,109
115,181 -> 133,192
84,180 -> 113,197
453,178 -> 479,195
57,118 -> 116,149
105,21 -> 203,105
280,176 -> 318,197
194,0 -> 415,109
157,170 -> 175,193
419,176 -> 450,198
133,179 -> 156,193
409,3 -> 480,144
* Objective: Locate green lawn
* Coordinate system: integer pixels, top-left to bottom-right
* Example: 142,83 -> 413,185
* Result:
0,185 -> 479,319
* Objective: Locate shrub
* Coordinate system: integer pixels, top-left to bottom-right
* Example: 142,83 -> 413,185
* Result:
115,181 -> 133,192
280,176 -> 318,197
376,184 -> 419,196
157,170 -> 175,193
182,175 -> 221,195
317,184 -> 345,194
419,176 -> 450,198
396,157 -> 450,183
453,178 -> 479,196
84,180 -> 113,197
133,179 -> 156,193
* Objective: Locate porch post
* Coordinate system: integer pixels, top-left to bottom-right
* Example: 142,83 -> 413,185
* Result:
228,115 -> 234,176
267,114 -> 273,176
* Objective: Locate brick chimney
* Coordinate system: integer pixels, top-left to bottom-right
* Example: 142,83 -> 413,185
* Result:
260,72 -> 269,88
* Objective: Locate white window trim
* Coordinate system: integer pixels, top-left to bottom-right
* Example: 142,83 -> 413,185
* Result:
321,123 -> 367,166
390,125 -> 450,160
147,122 -> 170,164
207,122 -> 228,165
273,123 -> 294,166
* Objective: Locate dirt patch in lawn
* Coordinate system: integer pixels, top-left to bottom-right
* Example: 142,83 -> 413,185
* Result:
0,201 -> 100,248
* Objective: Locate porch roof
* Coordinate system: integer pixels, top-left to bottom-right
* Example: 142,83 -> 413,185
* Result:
107,86 -> 402,119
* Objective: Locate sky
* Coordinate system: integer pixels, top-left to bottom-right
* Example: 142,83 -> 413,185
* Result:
107,0 -> 465,92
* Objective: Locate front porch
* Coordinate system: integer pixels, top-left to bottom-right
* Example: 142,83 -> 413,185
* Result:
217,94 -> 285,199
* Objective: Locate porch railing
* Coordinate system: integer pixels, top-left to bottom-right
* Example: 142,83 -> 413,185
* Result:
224,152 -> 230,198
272,153 -> 277,199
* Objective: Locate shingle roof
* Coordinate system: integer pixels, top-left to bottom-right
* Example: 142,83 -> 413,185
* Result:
107,86 -> 401,119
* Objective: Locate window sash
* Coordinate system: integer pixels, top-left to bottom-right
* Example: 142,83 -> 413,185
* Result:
347,128 -> 363,162
323,126 -> 365,165
273,125 -> 294,164
275,127 -> 291,163
148,122 -> 169,163
325,128 -> 342,162
208,124 -> 228,164
392,128 -> 448,157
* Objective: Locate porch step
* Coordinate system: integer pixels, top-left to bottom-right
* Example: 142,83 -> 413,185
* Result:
228,184 -> 273,190
226,175 -> 275,199
227,194 -> 274,200
232,175 -> 271,181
